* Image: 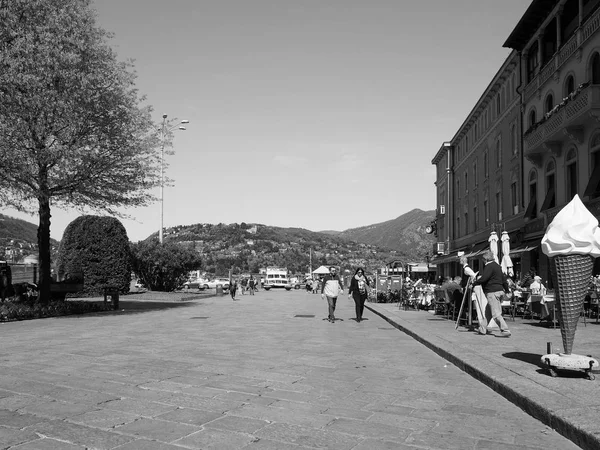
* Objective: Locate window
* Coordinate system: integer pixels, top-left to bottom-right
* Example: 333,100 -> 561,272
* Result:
496,137 -> 502,168
524,170 -> 538,219
584,137 -> 600,198
473,161 -> 478,186
496,92 -> 501,116
473,205 -> 478,230
566,148 -> 578,200
527,42 -> 539,83
457,178 -> 460,199
592,52 -> 600,84
540,160 -> 556,211
465,136 -> 469,152
528,109 -> 537,128
484,200 -> 490,226
495,191 -> 502,221
484,150 -> 489,178
564,75 -> 575,97
512,73 -> 516,99
484,110 -> 488,129
511,182 -> 518,215
464,212 -> 469,235
456,216 -> 461,239
465,172 -> 468,193
474,123 -> 478,141
510,124 -> 518,155
545,93 -> 554,114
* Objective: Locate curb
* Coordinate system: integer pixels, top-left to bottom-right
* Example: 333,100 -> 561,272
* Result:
365,304 -> 599,450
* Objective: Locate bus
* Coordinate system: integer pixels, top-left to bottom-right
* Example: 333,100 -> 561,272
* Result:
264,267 -> 290,290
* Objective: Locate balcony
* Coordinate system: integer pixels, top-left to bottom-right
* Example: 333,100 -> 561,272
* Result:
524,83 -> 600,166
523,6 -> 600,103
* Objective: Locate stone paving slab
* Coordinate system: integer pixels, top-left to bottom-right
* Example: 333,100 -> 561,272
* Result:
366,302 -> 600,450
0,292 -> 589,449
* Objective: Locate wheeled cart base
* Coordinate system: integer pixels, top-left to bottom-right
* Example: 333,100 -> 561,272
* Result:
541,353 -> 599,380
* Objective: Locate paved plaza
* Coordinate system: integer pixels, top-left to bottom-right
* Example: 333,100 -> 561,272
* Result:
0,289 -> 588,449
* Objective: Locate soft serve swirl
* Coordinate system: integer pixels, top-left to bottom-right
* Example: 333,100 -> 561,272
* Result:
541,195 -> 600,257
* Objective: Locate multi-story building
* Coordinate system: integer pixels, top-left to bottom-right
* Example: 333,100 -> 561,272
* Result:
432,0 -> 600,286
432,51 -> 522,279
505,0 -> 600,283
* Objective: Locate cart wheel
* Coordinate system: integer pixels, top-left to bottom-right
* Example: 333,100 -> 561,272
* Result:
586,372 -> 595,381
547,368 -> 558,377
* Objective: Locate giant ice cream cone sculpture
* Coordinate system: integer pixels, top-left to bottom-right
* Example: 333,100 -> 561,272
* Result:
541,195 -> 600,355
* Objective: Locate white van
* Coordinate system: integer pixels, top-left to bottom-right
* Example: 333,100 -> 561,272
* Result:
264,267 -> 290,290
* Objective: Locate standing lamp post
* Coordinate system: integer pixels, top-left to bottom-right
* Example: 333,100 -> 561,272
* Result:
159,114 -> 189,244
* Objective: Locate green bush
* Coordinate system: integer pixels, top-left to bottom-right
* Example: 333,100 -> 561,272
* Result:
130,239 -> 202,292
0,299 -> 107,322
56,216 -> 132,295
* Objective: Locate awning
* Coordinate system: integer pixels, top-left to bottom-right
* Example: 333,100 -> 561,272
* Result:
463,242 -> 489,258
509,245 -> 538,255
431,252 -> 459,265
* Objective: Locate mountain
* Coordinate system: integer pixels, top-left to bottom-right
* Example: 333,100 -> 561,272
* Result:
158,222 -> 404,275
336,209 -> 437,258
0,213 -> 60,262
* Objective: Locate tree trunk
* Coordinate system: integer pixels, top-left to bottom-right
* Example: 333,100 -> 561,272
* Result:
37,192 -> 52,305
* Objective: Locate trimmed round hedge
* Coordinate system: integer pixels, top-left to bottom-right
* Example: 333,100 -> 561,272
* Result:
56,215 -> 132,295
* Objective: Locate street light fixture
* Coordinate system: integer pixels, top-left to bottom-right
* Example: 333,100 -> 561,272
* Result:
159,114 -> 189,244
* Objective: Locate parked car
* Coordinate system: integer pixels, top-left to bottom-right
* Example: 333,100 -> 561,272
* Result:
183,280 -> 207,290
205,278 -> 230,289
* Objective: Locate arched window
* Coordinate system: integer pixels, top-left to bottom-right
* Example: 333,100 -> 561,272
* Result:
541,160 -> 556,211
545,93 -> 554,113
524,170 -> 538,219
566,148 -> 578,200
592,52 -> 600,84
529,109 -> 537,128
564,75 -> 575,97
584,133 -> 600,198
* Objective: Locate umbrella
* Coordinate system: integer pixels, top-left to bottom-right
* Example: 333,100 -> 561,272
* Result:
500,231 -> 514,277
489,231 -> 499,264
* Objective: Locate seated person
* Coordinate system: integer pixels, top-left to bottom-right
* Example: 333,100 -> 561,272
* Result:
441,276 -> 463,312
529,276 -> 546,295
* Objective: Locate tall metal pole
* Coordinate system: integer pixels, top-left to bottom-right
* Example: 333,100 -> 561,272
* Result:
159,114 -> 167,244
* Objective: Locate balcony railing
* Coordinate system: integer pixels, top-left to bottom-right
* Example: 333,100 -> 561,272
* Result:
523,6 -> 600,103
524,83 -> 599,159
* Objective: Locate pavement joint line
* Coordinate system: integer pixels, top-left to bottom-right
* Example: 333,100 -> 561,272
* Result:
365,303 -> 600,450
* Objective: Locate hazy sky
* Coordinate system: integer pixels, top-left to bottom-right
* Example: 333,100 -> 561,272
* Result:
4,0 -> 532,242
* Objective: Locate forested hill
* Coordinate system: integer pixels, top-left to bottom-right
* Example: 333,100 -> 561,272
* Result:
156,222 -> 402,275
333,209 -> 437,255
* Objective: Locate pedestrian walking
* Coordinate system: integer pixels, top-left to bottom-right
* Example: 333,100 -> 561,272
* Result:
229,278 -> 237,300
472,250 -> 512,337
321,266 -> 344,323
241,277 -> 247,295
248,277 -> 255,295
348,267 -> 369,322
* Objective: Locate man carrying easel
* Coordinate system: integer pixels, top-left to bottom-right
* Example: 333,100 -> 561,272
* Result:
456,254 -> 488,333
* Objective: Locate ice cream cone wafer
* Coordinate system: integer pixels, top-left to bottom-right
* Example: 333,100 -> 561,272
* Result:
550,254 -> 593,355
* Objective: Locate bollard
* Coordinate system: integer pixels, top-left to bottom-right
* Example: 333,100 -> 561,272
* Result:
547,342 -> 553,354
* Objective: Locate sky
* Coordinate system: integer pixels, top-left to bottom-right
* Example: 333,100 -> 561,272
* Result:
3,0 -> 532,242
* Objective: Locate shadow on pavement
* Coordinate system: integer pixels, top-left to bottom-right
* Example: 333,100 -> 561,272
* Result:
503,351 -> 543,367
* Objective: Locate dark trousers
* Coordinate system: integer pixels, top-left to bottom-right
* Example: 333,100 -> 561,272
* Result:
353,292 -> 367,320
326,296 -> 337,319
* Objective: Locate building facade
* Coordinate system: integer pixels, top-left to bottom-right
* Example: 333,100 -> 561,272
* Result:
432,0 -> 600,286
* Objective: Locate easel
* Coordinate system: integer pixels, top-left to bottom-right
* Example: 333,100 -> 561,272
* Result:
455,278 -> 474,330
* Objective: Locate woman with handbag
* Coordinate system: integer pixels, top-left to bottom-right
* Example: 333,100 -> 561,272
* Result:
348,267 -> 370,322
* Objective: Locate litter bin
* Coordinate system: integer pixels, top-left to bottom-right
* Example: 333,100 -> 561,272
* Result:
103,286 -> 119,310
216,284 -> 224,296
